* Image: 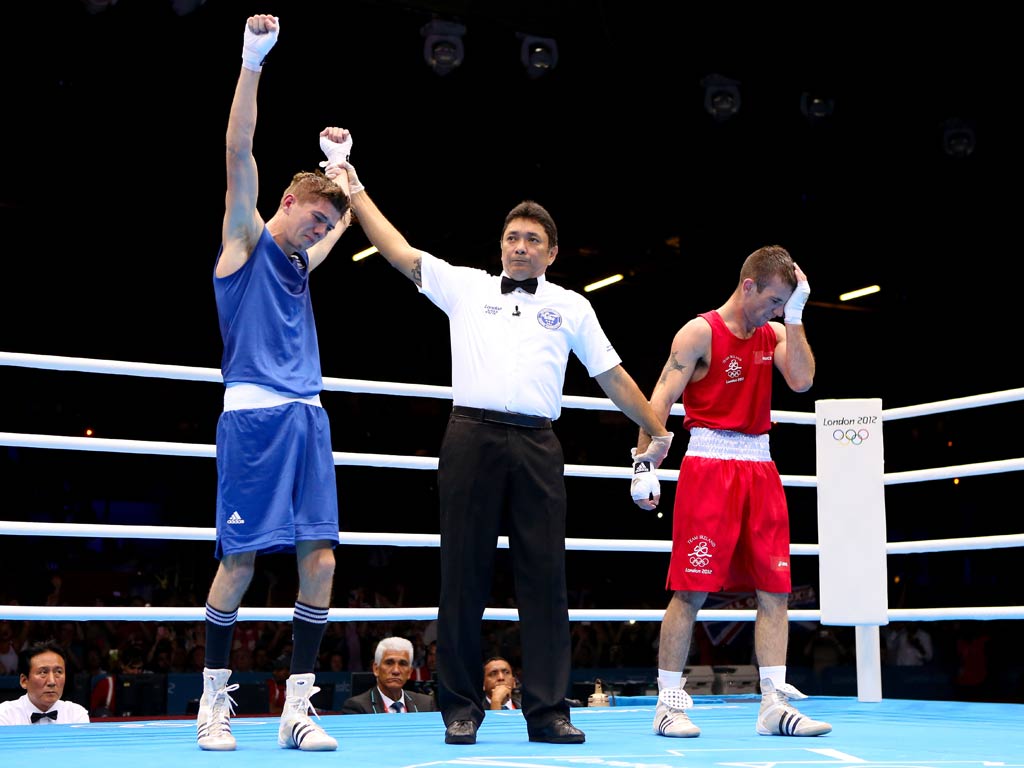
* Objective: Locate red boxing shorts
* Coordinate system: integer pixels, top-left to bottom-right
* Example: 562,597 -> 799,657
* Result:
666,428 -> 791,594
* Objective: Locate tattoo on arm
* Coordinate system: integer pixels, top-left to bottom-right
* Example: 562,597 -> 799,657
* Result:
658,352 -> 686,385
411,257 -> 422,287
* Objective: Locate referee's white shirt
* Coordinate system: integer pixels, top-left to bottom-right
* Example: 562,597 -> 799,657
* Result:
0,694 -> 90,725
419,252 -> 621,420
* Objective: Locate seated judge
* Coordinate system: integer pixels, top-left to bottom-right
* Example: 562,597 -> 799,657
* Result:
483,656 -> 521,711
340,637 -> 437,714
0,642 -> 90,725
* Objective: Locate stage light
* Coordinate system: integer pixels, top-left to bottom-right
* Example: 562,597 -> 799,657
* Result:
702,73 -> 741,121
352,246 -> 378,262
800,91 -> 835,123
943,118 -> 976,158
583,274 -> 624,292
839,285 -> 880,302
421,19 -> 466,76
519,34 -> 558,79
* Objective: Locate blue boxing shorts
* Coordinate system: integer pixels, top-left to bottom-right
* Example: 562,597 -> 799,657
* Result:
215,401 -> 339,558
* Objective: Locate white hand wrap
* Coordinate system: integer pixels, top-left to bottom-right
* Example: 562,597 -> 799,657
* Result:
784,279 -> 810,325
319,134 -> 353,166
633,432 -> 673,468
630,448 -> 661,503
242,18 -> 279,72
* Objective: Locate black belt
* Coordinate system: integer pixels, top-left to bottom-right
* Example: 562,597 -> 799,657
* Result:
452,406 -> 551,429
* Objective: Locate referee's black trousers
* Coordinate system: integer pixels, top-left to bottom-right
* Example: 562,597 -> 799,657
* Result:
436,414 -> 571,730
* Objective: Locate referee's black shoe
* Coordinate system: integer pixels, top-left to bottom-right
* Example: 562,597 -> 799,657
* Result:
444,720 -> 477,745
528,718 -> 585,743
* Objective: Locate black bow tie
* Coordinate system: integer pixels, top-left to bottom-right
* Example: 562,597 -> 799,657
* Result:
501,276 -> 538,294
31,710 -> 58,722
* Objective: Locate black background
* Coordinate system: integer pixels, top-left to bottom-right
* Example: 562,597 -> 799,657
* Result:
1,2 -> 1020,628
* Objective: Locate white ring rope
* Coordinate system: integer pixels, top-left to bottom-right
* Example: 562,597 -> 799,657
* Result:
4,352 -> 1021,485
2,521 -> 1021,556
5,430 -> 1022,485
0,431 -> 807,484
0,351 -> 812,422
3,350 -> 1023,636
1,604 -> 1022,622
881,388 -> 1024,420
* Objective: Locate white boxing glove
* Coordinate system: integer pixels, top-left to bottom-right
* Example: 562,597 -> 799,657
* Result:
319,133 -> 353,167
784,277 -> 810,325
242,16 -> 280,72
630,448 -> 661,504
633,432 -> 673,468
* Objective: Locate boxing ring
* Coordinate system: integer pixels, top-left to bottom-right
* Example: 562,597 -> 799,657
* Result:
1,350 -> 1023,767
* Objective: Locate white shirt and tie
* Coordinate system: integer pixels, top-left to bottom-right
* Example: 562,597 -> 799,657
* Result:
379,690 -> 406,713
0,695 -> 90,725
419,253 -> 622,419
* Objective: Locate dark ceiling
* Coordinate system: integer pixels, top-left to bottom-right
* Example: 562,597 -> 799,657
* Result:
1,2 -> 1020,611
3,1 -> 1020,408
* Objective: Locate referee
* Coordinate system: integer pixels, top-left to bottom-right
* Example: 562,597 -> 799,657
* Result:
331,154 -> 672,746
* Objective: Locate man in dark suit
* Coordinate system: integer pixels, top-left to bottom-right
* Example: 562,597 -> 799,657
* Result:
341,637 -> 437,714
483,656 -> 521,711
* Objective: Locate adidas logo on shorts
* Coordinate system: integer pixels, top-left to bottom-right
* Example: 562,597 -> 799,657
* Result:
227,511 -> 245,525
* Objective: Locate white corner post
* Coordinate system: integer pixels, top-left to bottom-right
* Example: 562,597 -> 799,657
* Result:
814,398 -> 888,702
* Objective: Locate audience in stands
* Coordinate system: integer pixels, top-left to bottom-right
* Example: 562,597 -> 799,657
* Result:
90,645 -> 147,717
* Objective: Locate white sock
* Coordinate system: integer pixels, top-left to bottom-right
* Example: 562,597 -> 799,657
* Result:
658,669 -> 684,690
759,665 -> 786,691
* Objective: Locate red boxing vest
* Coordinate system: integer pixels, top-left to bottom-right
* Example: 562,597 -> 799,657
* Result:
682,311 -> 776,436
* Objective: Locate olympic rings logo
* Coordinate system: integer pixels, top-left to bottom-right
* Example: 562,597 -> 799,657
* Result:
688,541 -> 712,567
833,428 -> 869,445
